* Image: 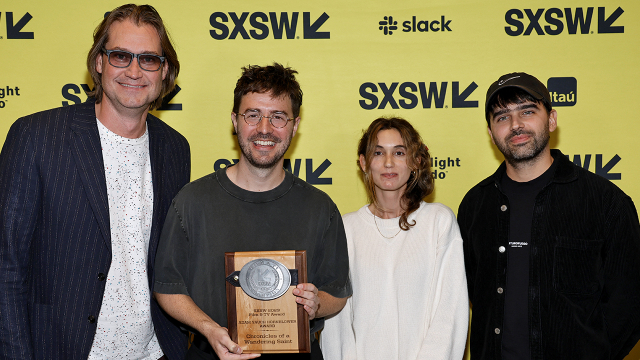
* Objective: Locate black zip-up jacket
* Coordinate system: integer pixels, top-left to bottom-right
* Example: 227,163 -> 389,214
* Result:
458,149 -> 640,360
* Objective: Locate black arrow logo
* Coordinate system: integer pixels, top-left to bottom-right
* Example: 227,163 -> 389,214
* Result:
598,7 -> 624,34
595,154 -> 621,180
304,12 -> 330,39
452,82 -> 478,108
158,85 -> 182,111
7,12 -> 34,39
306,159 -> 332,185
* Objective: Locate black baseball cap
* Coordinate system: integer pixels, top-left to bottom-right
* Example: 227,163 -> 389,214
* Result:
485,72 -> 551,121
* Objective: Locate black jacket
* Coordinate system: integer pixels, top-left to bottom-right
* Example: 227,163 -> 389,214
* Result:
458,149 -> 640,360
0,100 -> 190,359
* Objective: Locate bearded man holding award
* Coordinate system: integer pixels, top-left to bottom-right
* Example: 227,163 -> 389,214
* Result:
154,63 -> 351,360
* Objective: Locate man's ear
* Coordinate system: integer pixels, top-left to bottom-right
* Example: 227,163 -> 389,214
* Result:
231,112 -> 238,134
487,126 -> 496,145
96,53 -> 103,74
292,116 -> 301,137
161,59 -> 169,81
548,109 -> 558,133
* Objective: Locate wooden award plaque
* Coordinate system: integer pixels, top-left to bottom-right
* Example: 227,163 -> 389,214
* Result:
225,250 -> 310,353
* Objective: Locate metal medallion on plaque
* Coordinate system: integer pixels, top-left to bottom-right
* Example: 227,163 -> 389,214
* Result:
239,258 -> 291,301
225,250 -> 310,354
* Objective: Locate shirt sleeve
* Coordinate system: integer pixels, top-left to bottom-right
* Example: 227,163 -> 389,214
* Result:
154,199 -> 191,296
313,205 -> 352,299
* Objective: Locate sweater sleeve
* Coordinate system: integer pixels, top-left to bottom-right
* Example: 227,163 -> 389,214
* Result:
320,295 -> 356,360
416,208 -> 469,360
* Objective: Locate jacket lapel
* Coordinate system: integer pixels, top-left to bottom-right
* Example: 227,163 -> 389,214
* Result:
147,116 -> 165,265
68,100 -> 111,251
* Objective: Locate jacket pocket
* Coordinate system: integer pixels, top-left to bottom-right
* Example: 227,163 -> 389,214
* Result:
553,236 -> 604,295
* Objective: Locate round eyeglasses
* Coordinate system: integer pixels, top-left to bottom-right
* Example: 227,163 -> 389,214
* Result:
239,110 -> 293,128
102,48 -> 165,72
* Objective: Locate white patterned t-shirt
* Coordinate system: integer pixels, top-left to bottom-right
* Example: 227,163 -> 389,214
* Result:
88,119 -> 163,360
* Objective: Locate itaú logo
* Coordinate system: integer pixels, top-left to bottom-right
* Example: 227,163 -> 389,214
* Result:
547,77 -> 576,107
209,12 -> 329,40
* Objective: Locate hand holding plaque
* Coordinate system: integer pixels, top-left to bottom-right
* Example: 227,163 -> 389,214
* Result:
225,250 -> 310,354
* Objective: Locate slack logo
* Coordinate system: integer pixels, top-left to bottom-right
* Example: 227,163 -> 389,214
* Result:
505,7 -> 624,36
209,12 -> 329,40
379,16 -> 398,35
547,77 -> 576,107
359,81 -> 477,110
378,15 -> 452,35
0,12 -> 34,39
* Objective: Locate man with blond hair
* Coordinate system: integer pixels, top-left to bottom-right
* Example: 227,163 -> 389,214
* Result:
0,5 -> 189,359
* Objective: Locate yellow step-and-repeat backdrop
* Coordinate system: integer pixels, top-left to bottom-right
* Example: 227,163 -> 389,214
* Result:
1,1 -> 639,358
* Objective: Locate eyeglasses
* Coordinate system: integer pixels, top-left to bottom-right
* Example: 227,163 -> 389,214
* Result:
239,110 -> 293,128
102,48 -> 165,72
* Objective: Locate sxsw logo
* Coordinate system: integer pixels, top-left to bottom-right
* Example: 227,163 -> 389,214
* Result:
214,158 -> 332,185
359,81 -> 477,110
547,77 -> 576,107
379,15 -> 452,35
209,12 -> 329,40
0,12 -> 34,39
61,83 -> 182,110
569,154 -> 621,180
505,7 -> 624,36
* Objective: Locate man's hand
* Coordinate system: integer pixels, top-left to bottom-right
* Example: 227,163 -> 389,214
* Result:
293,283 -> 320,319
154,293 -> 260,360
204,324 -> 261,360
293,284 -> 348,320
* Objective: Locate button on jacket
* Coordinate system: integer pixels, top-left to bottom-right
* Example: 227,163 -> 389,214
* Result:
458,149 -> 640,360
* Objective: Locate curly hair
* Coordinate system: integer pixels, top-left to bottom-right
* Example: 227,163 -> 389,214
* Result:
86,4 -> 179,110
357,117 -> 433,230
232,63 -> 303,118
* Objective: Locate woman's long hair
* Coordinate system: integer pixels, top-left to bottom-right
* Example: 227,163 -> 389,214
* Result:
358,117 -> 433,230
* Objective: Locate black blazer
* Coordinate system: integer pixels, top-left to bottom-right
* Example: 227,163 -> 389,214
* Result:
0,99 -> 190,359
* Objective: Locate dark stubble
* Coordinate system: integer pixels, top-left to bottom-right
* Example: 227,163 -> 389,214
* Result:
237,131 -> 293,169
495,124 -> 550,167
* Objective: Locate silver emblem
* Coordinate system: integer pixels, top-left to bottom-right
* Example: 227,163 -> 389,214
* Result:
238,258 -> 291,300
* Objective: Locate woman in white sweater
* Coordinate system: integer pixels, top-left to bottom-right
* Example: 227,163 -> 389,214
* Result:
321,117 -> 468,360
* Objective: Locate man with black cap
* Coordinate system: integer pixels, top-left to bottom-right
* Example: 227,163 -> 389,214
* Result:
457,72 -> 640,360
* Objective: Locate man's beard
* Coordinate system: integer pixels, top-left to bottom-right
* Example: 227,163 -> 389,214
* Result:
238,132 -> 292,169
495,126 -> 550,166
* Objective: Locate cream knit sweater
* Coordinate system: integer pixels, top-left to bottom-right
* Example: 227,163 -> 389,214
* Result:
321,202 -> 468,360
